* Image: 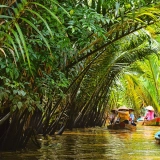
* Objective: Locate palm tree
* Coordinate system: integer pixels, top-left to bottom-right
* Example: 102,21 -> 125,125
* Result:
111,53 -> 160,116
70,29 -> 160,128
62,0 -> 160,128
0,0 -> 160,151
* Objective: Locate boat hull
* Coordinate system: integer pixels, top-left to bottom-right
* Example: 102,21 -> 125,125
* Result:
143,117 -> 160,126
155,131 -> 160,143
107,122 -> 136,130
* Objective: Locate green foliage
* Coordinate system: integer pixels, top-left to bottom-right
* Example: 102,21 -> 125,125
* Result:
0,0 -> 160,140
0,0 -> 71,114
0,75 -> 43,113
109,53 -> 160,114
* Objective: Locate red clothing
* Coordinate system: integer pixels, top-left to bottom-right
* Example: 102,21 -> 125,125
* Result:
145,110 -> 154,120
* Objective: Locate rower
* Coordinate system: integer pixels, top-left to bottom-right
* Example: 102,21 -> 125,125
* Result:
114,106 -> 130,124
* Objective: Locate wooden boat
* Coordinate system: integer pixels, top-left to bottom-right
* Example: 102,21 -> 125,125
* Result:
107,122 -> 136,131
155,131 -> 160,143
136,117 -> 145,125
141,117 -> 160,126
125,123 -> 137,130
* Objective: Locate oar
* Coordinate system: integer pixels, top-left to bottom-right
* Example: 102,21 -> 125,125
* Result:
142,120 -> 145,125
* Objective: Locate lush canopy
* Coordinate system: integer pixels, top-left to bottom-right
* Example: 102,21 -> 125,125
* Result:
0,0 -> 160,150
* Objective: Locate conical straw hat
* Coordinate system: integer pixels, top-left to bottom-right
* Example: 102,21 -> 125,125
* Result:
118,106 -> 129,111
129,108 -> 134,111
111,108 -> 118,112
146,106 -> 154,111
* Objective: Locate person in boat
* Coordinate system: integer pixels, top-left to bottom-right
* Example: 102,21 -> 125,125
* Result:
142,106 -> 155,125
114,106 -> 130,124
109,108 -> 118,124
129,108 -> 134,122
129,108 -> 136,126
144,106 -> 155,121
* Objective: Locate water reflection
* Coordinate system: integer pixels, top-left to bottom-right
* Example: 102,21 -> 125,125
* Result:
1,125 -> 160,160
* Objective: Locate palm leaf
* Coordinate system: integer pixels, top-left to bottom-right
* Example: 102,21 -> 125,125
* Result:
29,2 -> 62,24
25,9 -> 53,38
15,23 -> 30,68
0,15 -> 12,19
20,17 -> 51,53
52,0 -> 71,18
1,31 -> 19,59
10,29 -> 25,61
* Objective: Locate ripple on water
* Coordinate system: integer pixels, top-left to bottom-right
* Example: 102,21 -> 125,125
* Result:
1,126 -> 160,160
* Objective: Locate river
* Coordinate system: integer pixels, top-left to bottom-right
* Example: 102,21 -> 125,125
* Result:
1,124 -> 160,160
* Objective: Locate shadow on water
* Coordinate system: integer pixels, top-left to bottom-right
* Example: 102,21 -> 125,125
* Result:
1,124 -> 160,160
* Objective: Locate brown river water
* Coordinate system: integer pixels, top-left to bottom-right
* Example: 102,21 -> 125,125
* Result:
1,124 -> 160,160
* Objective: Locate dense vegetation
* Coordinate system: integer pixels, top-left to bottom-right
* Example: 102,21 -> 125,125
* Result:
0,0 -> 160,150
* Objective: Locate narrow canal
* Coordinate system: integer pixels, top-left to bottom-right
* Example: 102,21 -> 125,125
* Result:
1,124 -> 160,160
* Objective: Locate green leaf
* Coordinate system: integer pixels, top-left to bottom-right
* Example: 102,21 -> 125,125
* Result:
115,2 -> 120,17
15,23 -> 31,68
1,31 -> 20,59
12,105 -> 17,112
20,17 -> 51,53
13,90 -> 18,94
25,9 -> 53,38
52,0 -> 71,18
0,15 -> 12,19
30,2 -> 62,24
18,90 -> 26,96
0,5 -> 9,8
10,29 -> 25,61
28,106 -> 33,112
17,101 -> 23,110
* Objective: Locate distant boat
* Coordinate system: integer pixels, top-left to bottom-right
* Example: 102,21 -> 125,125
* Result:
155,131 -> 160,143
136,116 -> 145,125
137,116 -> 145,122
107,122 -> 136,131
138,117 -> 160,126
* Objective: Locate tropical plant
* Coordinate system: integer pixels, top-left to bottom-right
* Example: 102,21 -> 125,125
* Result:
0,0 -> 160,151
110,53 -> 160,116
71,29 -> 160,128
0,0 -> 71,150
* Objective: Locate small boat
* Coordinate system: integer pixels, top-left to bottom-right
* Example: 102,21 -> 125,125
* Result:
140,117 -> 160,126
107,122 -> 136,131
155,131 -> 160,143
136,116 -> 145,125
